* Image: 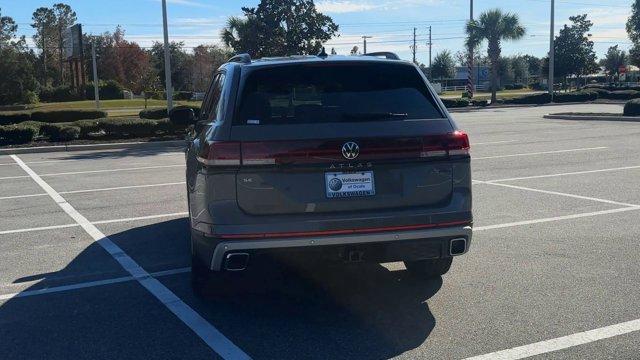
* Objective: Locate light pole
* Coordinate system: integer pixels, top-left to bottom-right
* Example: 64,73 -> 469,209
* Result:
467,0 -> 474,98
161,0 -> 173,110
362,36 -> 372,54
549,0 -> 555,100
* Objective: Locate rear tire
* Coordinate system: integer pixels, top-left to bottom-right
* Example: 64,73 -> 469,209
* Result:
404,257 -> 453,279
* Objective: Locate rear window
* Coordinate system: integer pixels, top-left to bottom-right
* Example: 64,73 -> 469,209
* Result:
235,62 -> 444,125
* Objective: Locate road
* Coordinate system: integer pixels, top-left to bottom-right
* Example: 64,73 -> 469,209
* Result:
1,103 -> 639,359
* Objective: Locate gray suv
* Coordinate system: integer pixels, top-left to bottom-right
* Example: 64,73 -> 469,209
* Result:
173,51 -> 472,292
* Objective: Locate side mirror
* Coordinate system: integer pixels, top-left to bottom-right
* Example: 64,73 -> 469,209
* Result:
169,107 -> 196,126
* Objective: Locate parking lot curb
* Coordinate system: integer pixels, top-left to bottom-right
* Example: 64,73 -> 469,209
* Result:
543,114 -> 640,121
0,140 -> 186,155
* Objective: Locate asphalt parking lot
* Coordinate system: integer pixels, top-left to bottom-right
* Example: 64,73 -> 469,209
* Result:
1,103 -> 639,359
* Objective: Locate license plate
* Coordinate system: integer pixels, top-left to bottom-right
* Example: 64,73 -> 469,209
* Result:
325,171 -> 375,198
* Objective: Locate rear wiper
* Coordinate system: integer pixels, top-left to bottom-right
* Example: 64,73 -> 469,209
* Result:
342,112 -> 408,121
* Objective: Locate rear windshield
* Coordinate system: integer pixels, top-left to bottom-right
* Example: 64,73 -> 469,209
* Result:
235,62 -> 444,125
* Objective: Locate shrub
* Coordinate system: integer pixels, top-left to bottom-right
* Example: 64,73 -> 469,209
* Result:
584,84 -> 640,92
502,93 -> 551,105
21,91 -> 39,105
504,83 -> 525,90
471,99 -> 489,107
101,80 -> 124,100
624,99 -> 640,116
440,98 -> 469,108
173,91 -> 194,101
73,119 -> 103,138
140,105 -> 201,120
0,111 -> 32,126
40,123 -> 81,142
85,80 -> 125,100
604,90 -> 640,100
30,109 -> 108,123
584,88 -> 610,98
101,118 -> 161,138
0,124 -> 38,145
553,91 -> 598,103
530,82 -> 546,91
39,85 -> 83,102
139,108 -> 168,120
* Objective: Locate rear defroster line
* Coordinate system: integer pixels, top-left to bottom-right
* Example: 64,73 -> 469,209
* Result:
10,155 -> 251,360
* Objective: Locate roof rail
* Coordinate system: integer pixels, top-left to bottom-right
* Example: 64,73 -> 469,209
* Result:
363,52 -> 400,60
228,53 -> 251,64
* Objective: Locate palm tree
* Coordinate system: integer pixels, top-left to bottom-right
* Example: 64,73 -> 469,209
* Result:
466,9 -> 526,103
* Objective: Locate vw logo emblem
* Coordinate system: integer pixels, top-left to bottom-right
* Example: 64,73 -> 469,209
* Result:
341,141 -> 360,160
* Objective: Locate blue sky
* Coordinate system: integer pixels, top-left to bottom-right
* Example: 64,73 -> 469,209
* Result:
4,0 -> 634,64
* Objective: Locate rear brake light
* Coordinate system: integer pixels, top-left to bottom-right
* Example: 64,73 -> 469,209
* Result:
197,141 -> 241,166
421,131 -> 470,158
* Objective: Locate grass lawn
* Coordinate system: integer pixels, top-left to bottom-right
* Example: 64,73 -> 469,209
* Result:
31,99 -> 201,117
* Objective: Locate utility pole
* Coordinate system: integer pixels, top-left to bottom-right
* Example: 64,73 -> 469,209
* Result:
549,0 -> 555,101
428,26 -> 432,80
91,42 -> 100,110
161,0 -> 173,110
412,27 -> 417,64
362,35 -> 372,54
467,0 -> 474,99
41,28 -> 47,86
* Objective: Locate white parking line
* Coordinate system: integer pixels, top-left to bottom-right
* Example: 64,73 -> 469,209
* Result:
0,182 -> 186,201
60,182 -> 185,195
0,193 -> 47,200
464,318 -> 640,360
0,212 -> 189,236
475,206 -> 640,232
0,223 -> 79,236
483,165 -> 640,183
0,175 -> 30,181
0,267 -> 190,301
0,155 -> 183,167
472,140 -> 519,146
10,155 -> 250,360
474,147 -> 608,160
93,212 -> 188,225
473,180 -> 640,207
0,164 -> 184,181
39,164 -> 184,177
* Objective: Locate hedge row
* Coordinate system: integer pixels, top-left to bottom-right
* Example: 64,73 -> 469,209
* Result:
0,118 -> 183,146
499,89 -> 640,105
0,124 -> 39,146
440,98 -> 470,108
39,81 -> 125,103
0,109 -> 108,125
624,99 -> 640,116
584,84 -> 640,92
139,105 -> 201,120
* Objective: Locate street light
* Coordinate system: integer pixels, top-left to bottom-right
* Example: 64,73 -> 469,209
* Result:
161,0 -> 173,111
549,0 -> 555,100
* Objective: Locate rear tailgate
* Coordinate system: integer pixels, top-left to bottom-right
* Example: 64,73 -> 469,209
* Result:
228,60 -> 467,216
233,122 -> 467,215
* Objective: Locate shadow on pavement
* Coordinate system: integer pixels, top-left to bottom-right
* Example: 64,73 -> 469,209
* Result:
1,218 -> 442,359
49,144 -> 186,161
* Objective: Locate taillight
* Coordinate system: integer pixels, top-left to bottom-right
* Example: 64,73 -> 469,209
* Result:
421,131 -> 470,158
197,141 -> 241,166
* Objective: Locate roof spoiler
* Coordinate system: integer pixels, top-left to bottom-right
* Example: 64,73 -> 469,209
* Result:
362,52 -> 400,60
228,53 -> 251,64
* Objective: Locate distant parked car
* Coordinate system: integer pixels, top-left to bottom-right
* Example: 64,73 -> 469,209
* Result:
172,51 -> 473,293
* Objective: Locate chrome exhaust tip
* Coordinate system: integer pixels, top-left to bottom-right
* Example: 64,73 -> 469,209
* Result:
449,238 -> 467,256
224,252 -> 249,271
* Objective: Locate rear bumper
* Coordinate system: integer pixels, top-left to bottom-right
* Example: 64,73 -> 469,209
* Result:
206,225 -> 472,271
